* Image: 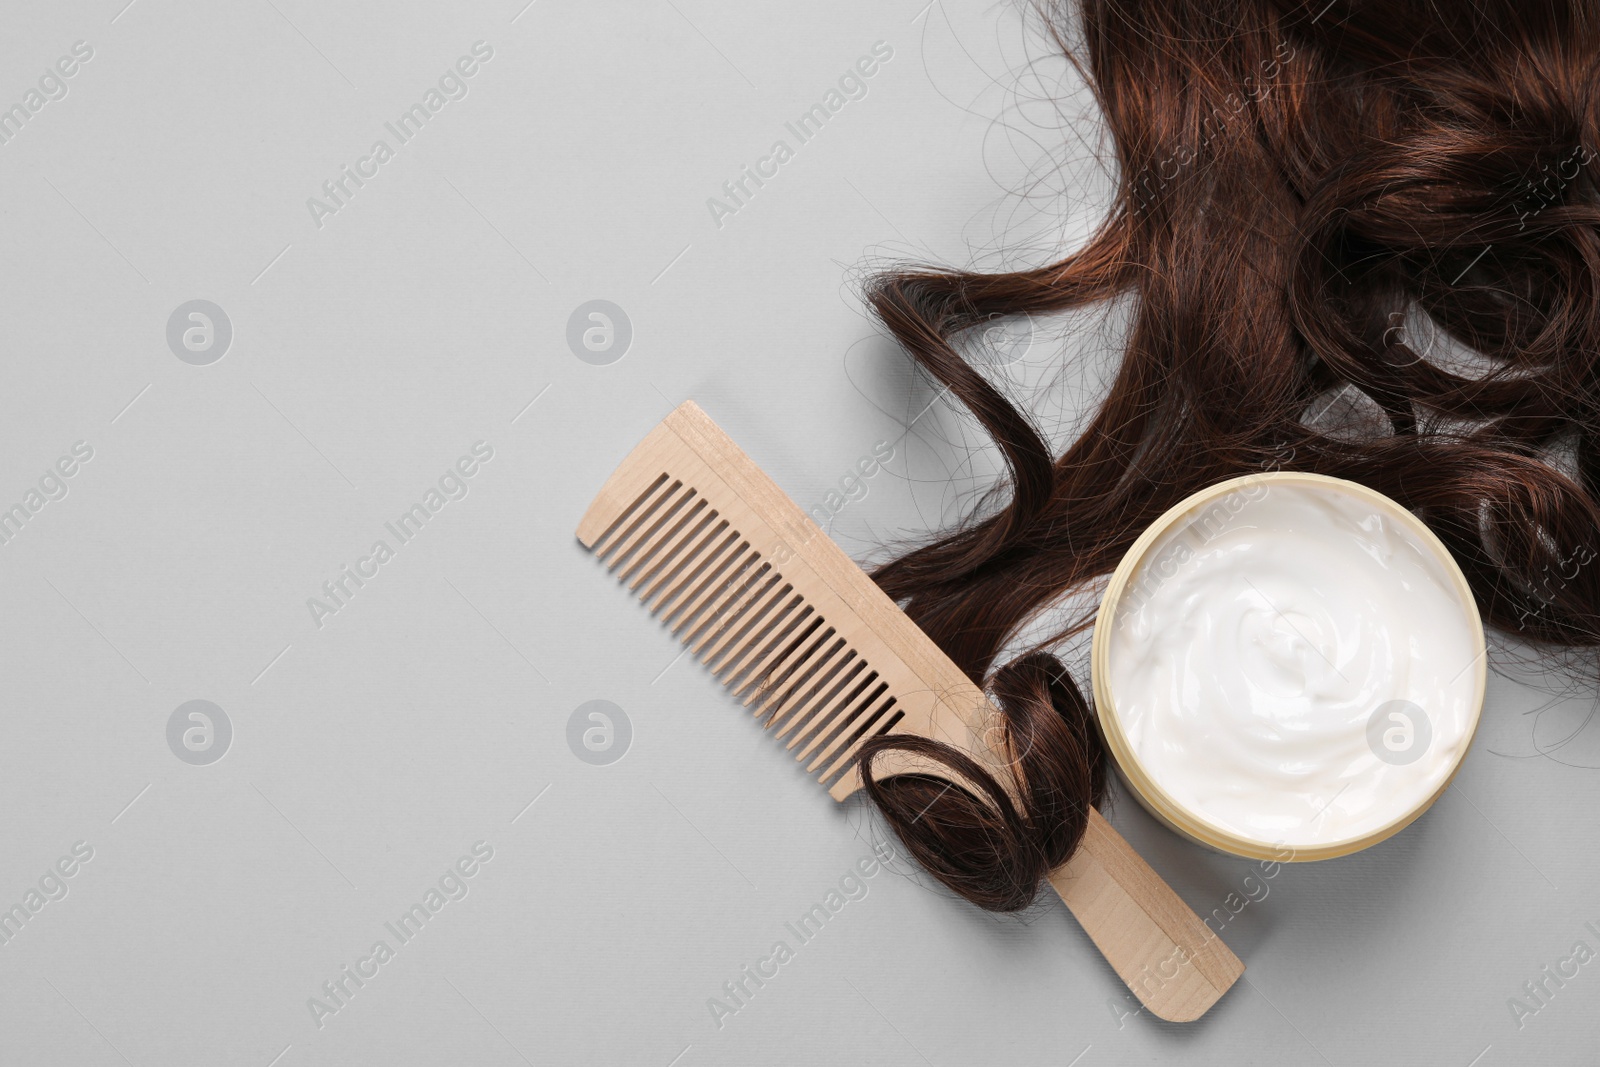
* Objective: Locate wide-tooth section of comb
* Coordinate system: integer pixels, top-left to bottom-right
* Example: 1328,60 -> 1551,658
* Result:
617,492 -> 704,584
690,577 -> 779,659
576,401 -> 1014,796
653,527 -> 737,617
639,514 -> 725,605
628,499 -> 712,591
588,501 -> 902,788
663,541 -> 751,628
602,493 -> 690,580
590,472 -> 669,553
693,585 -> 782,672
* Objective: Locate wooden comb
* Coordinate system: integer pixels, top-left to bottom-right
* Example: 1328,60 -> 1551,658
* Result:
576,400 -> 1243,1022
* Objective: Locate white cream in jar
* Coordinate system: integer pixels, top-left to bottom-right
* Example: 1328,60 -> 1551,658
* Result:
1101,475 -> 1483,855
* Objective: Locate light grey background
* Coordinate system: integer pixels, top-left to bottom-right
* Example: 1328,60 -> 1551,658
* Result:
2,1 -> 1597,1064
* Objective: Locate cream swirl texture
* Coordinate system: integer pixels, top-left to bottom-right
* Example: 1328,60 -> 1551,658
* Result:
1106,479 -> 1481,849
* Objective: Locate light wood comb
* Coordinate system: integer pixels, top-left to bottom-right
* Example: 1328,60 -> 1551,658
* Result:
576,400 -> 1243,1022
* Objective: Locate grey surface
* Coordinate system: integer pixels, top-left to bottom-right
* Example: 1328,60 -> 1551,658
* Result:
1,1 -> 1597,1065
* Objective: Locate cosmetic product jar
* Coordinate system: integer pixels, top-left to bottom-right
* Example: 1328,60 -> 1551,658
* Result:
1091,472 -> 1486,861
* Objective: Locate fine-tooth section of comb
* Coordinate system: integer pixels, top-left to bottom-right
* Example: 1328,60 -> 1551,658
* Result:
576,400 -> 1245,1023
710,591 -> 803,679
819,700 -> 904,784
737,620 -> 829,702
761,638 -> 851,732
726,613 -> 821,703
762,638 -> 852,730
778,659 -> 867,744
798,680 -> 892,769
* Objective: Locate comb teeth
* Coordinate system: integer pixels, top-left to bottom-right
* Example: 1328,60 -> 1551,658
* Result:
664,539 -> 750,626
585,466 -> 908,788
577,403 -> 1250,1026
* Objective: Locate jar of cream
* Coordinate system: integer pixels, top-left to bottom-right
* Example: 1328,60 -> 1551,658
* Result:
1090,472 -> 1486,861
